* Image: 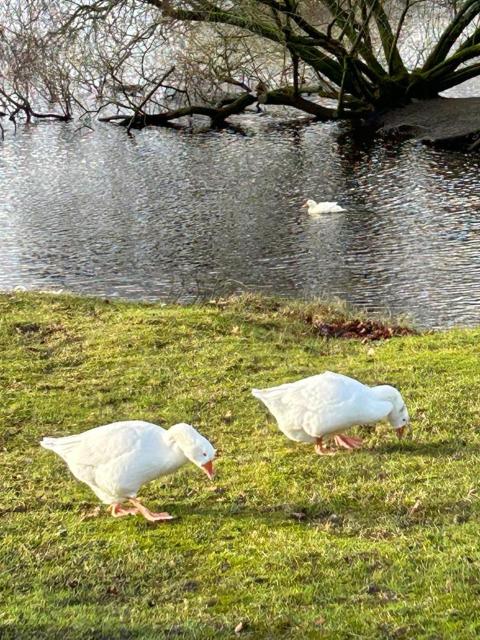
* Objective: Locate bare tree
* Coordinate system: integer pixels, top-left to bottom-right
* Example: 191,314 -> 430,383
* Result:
0,1 -> 74,124
0,0 -> 478,131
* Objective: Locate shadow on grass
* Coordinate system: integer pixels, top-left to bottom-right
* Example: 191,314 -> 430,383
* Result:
124,494 -> 476,535
7,479 -> 475,533
0,622 -> 226,640
374,439 -> 477,457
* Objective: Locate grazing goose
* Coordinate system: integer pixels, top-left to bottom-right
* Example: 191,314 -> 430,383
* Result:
252,371 -> 409,455
303,199 -> 345,215
41,421 -> 216,521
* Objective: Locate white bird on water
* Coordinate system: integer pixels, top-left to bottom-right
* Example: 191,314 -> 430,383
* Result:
252,371 -> 409,455
41,421 -> 216,521
303,199 -> 346,215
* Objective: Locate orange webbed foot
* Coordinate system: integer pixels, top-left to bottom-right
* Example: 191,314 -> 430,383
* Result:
334,434 -> 363,450
129,498 -> 175,522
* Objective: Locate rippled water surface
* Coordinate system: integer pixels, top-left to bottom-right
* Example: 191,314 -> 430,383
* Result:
1,115 -> 480,328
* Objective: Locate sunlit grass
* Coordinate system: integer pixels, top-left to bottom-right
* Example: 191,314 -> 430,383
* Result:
1,292 -> 480,639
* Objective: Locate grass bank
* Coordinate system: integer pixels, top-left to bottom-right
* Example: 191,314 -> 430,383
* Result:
1,292 -> 480,639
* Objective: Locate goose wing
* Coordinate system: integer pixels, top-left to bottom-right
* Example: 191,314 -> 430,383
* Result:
311,201 -> 345,213
41,420 -> 160,467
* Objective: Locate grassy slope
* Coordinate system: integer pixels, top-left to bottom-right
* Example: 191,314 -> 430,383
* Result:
1,293 -> 480,639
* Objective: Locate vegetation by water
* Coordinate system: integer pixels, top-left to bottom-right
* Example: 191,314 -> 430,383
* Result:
1,1 -> 479,144
1,292 -> 480,639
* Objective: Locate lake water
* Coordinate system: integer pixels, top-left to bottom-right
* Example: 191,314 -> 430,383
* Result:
1,105 -> 479,329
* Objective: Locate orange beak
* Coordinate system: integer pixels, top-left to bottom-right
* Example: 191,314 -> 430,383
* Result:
396,426 -> 406,439
302,202 -> 308,208
201,460 -> 215,479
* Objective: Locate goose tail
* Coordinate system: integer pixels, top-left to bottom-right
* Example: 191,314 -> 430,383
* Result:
252,387 -> 272,409
252,384 -> 289,399
40,434 -> 83,462
252,386 -> 289,415
40,436 -> 60,451
252,387 -> 280,402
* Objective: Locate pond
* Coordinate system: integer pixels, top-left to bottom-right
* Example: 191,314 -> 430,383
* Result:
1,109 -> 479,329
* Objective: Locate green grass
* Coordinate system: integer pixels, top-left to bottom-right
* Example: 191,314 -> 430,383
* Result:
1,292 -> 480,639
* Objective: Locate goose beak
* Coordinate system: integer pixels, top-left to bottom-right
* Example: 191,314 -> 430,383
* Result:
396,427 -> 406,439
201,460 -> 215,479
301,202 -> 308,208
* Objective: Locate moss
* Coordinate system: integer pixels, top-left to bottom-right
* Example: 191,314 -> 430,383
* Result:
1,292 -> 480,639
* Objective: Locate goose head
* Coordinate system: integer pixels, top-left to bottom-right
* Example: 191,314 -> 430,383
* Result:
371,385 -> 410,438
302,199 -> 317,210
168,423 -> 216,478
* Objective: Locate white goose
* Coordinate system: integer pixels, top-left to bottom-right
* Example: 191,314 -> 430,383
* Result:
252,371 -> 409,454
303,199 -> 345,215
41,421 -> 216,521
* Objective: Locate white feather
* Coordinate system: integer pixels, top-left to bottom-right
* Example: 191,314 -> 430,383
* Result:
41,420 -> 214,504
304,199 -> 346,215
253,371 -> 406,443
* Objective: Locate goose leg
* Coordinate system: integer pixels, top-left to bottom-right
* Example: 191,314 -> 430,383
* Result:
315,437 -> 336,456
129,498 -> 175,522
334,434 -> 363,450
109,503 -> 140,518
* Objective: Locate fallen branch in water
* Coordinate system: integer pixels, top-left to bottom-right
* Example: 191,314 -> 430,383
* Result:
100,92 -> 257,128
0,89 -> 72,125
125,66 -> 176,133
99,86 -> 341,130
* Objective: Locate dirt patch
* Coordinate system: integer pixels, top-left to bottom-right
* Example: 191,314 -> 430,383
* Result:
309,318 -> 416,341
210,294 -> 417,341
13,322 -> 43,335
13,322 -> 69,342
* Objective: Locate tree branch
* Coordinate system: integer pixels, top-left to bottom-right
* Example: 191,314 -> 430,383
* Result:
433,61 -> 480,92
422,0 -> 480,71
425,43 -> 480,80
367,0 -> 407,75
101,91 -> 257,128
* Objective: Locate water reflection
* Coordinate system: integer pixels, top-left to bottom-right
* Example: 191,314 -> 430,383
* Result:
0,115 -> 479,328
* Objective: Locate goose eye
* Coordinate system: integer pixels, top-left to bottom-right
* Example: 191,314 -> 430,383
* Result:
202,452 -> 207,457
